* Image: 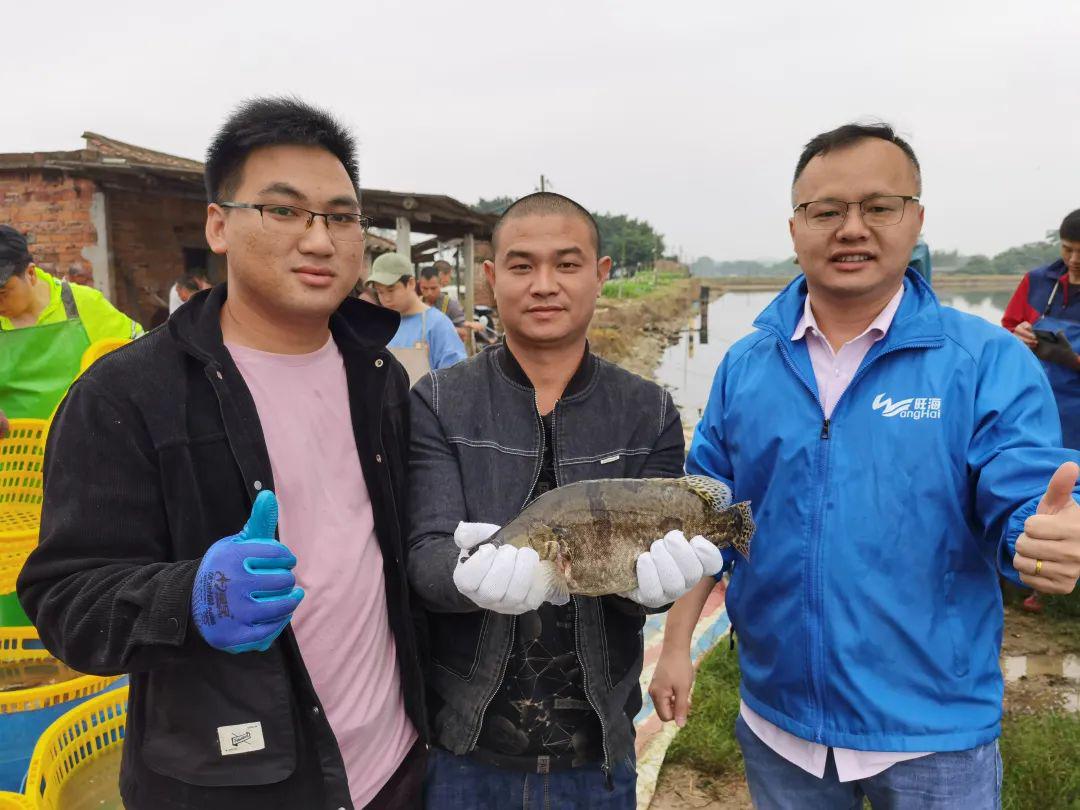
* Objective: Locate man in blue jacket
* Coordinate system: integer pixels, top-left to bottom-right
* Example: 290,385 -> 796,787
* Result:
649,123 -> 1080,808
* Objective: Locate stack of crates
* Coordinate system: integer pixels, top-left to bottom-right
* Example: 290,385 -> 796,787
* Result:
0,420 -> 46,627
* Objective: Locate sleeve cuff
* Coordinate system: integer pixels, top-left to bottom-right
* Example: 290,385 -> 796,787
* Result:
1001,495 -> 1040,586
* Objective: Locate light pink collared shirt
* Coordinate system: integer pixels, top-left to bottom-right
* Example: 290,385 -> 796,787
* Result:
739,284 -> 932,782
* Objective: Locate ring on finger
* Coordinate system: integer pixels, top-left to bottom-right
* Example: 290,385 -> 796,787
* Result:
1034,559 -> 1043,575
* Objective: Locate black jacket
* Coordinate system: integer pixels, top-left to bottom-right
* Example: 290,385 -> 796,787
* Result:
407,343 -> 684,775
17,285 -> 426,810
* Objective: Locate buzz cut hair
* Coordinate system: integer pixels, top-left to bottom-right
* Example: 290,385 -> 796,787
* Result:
792,122 -> 922,204
491,191 -> 602,255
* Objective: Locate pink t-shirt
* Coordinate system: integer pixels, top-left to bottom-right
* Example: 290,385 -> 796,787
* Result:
228,337 -> 415,807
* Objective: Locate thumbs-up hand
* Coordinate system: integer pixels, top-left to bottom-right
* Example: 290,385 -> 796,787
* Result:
1013,462 -> 1080,594
192,491 -> 305,653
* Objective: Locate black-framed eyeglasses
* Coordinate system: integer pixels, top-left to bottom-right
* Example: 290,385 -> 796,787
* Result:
794,195 -> 920,230
220,202 -> 371,243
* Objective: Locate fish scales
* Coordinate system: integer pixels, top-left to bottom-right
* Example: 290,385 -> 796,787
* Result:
490,476 -> 754,598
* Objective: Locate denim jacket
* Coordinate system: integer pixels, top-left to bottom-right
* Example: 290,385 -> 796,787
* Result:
407,343 -> 684,777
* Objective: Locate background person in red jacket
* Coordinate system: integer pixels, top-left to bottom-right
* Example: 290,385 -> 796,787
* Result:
1002,209 -> 1080,613
1002,209 -> 1080,448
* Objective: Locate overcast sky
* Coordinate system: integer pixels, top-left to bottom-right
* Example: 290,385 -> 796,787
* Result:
4,0 -> 1077,262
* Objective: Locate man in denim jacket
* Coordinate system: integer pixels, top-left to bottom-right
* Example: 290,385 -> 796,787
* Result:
407,192 -> 724,808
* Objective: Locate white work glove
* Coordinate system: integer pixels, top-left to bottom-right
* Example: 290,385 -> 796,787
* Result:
621,530 -> 724,608
452,521 -> 548,615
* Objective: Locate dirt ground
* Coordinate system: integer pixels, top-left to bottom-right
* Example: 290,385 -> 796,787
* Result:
1000,606 -> 1079,715
649,765 -> 752,810
588,279 -> 697,378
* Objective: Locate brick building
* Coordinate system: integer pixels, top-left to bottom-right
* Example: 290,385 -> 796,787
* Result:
0,133 -> 496,326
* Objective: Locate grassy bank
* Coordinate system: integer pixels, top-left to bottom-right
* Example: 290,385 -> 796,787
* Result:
664,588 -> 1080,809
695,272 -> 1025,294
602,271 -> 684,299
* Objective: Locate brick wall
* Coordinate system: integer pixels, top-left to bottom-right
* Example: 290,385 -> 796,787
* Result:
106,189 -> 210,325
0,171 -> 98,275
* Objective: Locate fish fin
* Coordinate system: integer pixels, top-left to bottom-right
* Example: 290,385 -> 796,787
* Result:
535,560 -> 571,606
683,475 -> 733,511
658,516 -> 683,535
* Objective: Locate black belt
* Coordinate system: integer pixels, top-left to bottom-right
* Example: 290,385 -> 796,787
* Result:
468,747 -> 586,774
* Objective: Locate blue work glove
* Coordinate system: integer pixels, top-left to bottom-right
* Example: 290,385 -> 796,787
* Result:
191,491 -> 305,654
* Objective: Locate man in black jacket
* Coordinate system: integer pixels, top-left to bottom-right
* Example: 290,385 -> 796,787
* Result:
18,98 -> 426,810
408,192 -> 724,808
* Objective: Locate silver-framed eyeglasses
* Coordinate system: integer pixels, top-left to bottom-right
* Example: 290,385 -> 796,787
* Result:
220,202 -> 371,243
794,195 -> 919,230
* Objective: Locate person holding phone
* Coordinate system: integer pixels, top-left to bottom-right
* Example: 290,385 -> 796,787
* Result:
1003,209 -> 1080,450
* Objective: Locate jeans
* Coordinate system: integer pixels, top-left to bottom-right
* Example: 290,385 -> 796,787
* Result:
735,715 -> 1002,809
424,748 -> 637,809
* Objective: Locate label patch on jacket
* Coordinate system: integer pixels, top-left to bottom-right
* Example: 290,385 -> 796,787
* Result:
217,721 -> 265,756
872,393 -> 942,420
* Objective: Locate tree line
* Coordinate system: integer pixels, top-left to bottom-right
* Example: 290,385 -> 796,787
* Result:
689,231 -> 1063,278
473,196 -> 666,270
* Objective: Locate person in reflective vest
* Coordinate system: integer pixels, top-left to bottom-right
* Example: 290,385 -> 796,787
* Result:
0,225 -> 143,434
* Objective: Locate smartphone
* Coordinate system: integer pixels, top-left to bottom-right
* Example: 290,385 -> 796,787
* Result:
1034,329 -> 1066,346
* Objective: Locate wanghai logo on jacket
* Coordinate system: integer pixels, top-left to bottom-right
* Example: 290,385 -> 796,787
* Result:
872,393 -> 942,420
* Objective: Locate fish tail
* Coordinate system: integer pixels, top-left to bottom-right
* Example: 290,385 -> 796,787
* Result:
715,501 -> 754,561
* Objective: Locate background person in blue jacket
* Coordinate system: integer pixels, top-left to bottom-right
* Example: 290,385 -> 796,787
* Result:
649,123 -> 1080,809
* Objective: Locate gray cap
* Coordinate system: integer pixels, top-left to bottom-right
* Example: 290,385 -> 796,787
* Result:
0,225 -> 31,286
368,252 -> 414,287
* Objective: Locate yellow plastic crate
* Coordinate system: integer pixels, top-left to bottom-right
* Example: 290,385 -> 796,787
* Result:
0,628 -> 120,716
78,338 -> 130,375
0,421 -> 47,553
23,685 -> 129,809
0,552 -> 27,596
0,792 -> 31,808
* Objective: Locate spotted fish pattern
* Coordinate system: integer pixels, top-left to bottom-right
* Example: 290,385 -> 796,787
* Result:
488,476 -> 755,597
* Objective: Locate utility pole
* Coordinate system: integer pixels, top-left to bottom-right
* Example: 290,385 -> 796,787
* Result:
540,174 -> 546,192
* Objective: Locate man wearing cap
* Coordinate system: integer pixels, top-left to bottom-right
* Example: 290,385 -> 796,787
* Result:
368,252 -> 466,384
0,225 -> 143,436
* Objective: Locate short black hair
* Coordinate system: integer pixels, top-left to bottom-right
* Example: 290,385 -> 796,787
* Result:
418,265 -> 441,281
433,260 -> 453,273
1061,209 -> 1080,242
204,97 -> 360,203
492,192 -> 602,256
793,123 -> 921,201
176,273 -> 203,293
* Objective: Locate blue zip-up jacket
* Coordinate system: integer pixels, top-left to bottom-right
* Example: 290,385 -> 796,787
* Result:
687,269 -> 1080,752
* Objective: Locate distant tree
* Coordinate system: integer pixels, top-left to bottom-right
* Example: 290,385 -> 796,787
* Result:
593,212 -> 665,268
472,196 -> 514,215
961,255 -> 994,274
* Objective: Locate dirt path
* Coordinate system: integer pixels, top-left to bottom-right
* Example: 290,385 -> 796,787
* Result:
1001,606 -> 1080,715
649,765 -> 752,810
588,279 -> 697,379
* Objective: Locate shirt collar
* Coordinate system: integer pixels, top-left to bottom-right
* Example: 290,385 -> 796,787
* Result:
791,284 -> 904,344
498,340 -> 593,398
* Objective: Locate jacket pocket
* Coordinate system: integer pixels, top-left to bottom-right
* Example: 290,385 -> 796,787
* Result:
599,599 -> 645,690
943,570 -> 976,678
430,609 -> 489,681
139,648 -> 298,787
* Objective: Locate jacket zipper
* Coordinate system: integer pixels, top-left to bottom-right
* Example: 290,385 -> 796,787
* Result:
550,402 -> 612,782
466,391 -> 547,751
770,331 -> 941,742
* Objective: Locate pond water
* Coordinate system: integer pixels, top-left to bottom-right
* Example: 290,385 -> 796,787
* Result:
655,286 -> 1015,429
